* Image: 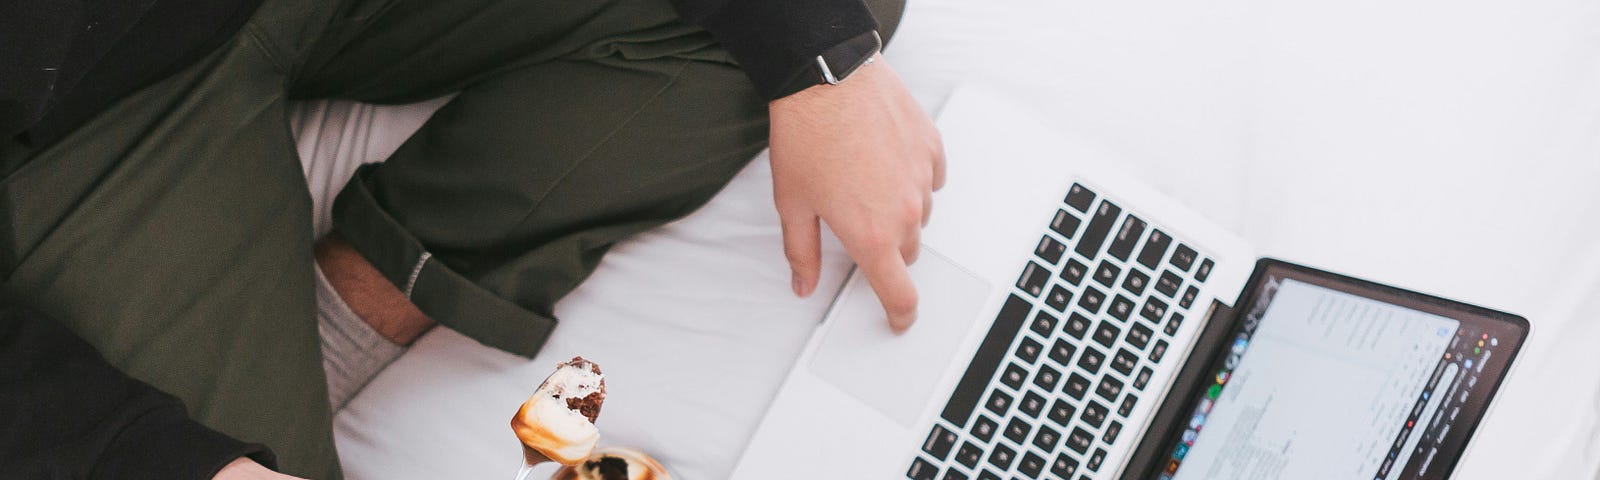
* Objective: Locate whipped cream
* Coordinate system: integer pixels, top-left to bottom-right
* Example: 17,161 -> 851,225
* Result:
512,358 -> 607,465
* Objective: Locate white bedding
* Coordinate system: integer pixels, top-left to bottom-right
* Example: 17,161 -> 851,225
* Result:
293,0 -> 1600,478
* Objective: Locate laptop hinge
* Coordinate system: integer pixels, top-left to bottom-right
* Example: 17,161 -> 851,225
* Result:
1119,298 -> 1239,480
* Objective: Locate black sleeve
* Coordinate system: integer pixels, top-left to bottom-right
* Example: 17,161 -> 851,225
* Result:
669,0 -> 879,101
0,0 -> 80,138
0,301 -> 277,480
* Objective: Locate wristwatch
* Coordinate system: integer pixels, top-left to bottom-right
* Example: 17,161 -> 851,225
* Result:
774,30 -> 883,98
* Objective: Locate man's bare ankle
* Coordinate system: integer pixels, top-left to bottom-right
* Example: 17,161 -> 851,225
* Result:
314,235 -> 436,345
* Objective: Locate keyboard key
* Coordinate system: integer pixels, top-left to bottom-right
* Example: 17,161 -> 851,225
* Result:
1078,286 -> 1106,314
922,425 -> 959,460
984,390 -> 1013,416
1048,339 -> 1077,366
1018,452 -> 1046,478
1017,262 -> 1049,297
1015,337 -> 1043,364
1096,376 -> 1124,403
1051,453 -> 1080,478
1064,183 -> 1096,212
1081,400 -> 1109,428
1133,367 -> 1154,390
1044,285 -> 1072,312
1126,323 -> 1154,350
1077,347 -> 1106,374
1180,286 -> 1198,309
988,443 -> 1017,471
1032,365 -> 1062,393
972,415 -> 999,442
1030,311 -> 1058,338
1049,210 -> 1082,239
1000,363 -> 1027,390
1087,448 -> 1107,472
1093,261 -> 1121,288
1035,235 -> 1067,265
1111,349 -> 1139,375
1108,295 -> 1135,321
908,457 -> 940,480
955,442 -> 983,468
1149,340 -> 1169,363
1107,215 -> 1147,261
1004,417 -> 1032,444
1047,399 -> 1076,426
1019,391 -> 1047,418
1140,298 -> 1168,324
1155,271 -> 1182,298
942,295 -> 1032,427
1118,393 -> 1138,417
1164,313 -> 1185,336
1075,201 -> 1121,258
1064,373 -> 1091,399
1033,425 -> 1062,451
941,468 -> 968,480
1091,322 -> 1120,348
1196,258 -> 1214,282
975,470 -> 1001,480
1063,313 -> 1092,339
1122,269 -> 1150,296
1170,244 -> 1197,272
1102,421 -> 1124,444
1137,229 -> 1173,270
1060,259 -> 1089,286
1066,427 -> 1094,453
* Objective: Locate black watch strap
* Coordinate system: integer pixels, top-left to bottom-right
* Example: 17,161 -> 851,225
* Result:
772,30 -> 883,99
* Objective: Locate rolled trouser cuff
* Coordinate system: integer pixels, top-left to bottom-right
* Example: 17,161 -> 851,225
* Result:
330,164 -> 554,357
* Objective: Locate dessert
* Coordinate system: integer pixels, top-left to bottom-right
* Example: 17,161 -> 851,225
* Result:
552,448 -> 673,480
511,356 -> 607,465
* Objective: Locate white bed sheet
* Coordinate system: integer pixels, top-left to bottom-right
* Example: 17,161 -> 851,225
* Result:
293,0 -> 1600,478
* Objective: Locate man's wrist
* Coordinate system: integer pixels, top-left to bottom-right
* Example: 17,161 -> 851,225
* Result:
770,30 -> 883,101
687,0 -> 878,101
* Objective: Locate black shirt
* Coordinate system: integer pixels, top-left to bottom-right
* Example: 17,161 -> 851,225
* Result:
0,302 -> 276,479
1,0 -> 878,145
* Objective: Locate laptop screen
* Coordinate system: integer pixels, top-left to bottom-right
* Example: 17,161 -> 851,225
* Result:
1159,264 -> 1525,480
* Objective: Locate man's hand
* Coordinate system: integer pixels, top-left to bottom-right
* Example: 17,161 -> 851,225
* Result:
213,458 -> 305,480
769,56 -> 945,332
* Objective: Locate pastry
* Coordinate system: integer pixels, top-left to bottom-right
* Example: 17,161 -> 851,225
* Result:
510,356 -> 606,465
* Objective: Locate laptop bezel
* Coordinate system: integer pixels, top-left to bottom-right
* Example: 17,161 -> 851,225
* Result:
1124,257 -> 1531,480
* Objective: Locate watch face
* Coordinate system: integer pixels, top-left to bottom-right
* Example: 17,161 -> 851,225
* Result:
820,30 -> 883,84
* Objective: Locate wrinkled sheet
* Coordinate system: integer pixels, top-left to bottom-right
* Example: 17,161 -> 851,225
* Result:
294,0 -> 1600,477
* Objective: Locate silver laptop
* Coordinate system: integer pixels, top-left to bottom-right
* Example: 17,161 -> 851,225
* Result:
730,86 -> 1529,480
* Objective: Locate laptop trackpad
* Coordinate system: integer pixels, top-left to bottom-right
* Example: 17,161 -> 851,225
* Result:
808,249 -> 992,427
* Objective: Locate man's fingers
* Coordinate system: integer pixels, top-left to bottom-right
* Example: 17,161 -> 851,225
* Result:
899,214 -> 922,266
930,131 -> 947,191
780,211 -> 823,297
921,189 -> 934,227
855,245 -> 918,332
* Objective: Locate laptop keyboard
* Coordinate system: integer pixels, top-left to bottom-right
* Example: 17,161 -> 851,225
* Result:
906,183 -> 1215,480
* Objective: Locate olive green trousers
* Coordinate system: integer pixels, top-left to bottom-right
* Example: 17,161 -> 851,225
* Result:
0,0 -> 903,476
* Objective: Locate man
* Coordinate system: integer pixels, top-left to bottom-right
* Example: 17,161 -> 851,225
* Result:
0,0 -> 942,478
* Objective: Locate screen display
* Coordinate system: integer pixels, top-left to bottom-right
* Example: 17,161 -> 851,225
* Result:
1158,266 -> 1524,480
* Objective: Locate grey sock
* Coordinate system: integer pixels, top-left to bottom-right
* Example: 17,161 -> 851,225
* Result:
317,263 -> 407,411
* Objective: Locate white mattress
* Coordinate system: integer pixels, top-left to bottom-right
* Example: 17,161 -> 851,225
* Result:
293,0 -> 1600,478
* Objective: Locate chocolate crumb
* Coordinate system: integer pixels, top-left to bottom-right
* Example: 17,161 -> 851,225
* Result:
566,390 -> 605,423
